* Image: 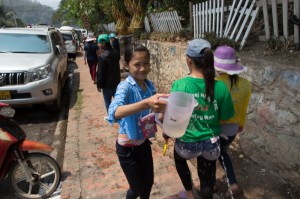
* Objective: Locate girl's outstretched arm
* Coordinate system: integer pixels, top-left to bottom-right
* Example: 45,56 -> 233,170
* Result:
114,94 -> 168,119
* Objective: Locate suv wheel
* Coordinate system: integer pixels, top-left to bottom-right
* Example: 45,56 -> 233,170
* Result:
47,79 -> 62,112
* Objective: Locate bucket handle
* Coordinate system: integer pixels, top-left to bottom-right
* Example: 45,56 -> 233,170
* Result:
154,95 -> 198,127
154,97 -> 169,128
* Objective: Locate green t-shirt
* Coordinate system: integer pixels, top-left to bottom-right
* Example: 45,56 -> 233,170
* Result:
171,76 -> 234,142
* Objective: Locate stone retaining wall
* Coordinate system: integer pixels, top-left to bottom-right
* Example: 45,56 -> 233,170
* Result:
140,40 -> 300,187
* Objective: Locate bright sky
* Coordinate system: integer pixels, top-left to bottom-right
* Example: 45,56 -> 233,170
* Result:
36,0 -> 60,10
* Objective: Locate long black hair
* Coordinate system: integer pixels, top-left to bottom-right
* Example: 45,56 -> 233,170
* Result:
229,75 -> 239,91
124,44 -> 150,65
189,48 -> 215,102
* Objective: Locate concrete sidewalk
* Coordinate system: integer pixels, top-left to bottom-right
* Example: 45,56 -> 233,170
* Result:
60,54 -> 200,199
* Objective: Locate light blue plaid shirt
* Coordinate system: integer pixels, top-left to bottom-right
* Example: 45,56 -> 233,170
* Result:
107,75 -> 156,140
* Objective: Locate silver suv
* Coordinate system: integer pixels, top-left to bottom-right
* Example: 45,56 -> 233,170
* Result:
0,27 -> 68,111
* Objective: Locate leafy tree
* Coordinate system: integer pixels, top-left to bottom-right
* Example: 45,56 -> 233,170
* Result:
52,0 -> 212,32
53,0 -> 114,32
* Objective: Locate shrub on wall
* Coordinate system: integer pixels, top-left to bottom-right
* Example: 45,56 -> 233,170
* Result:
137,29 -> 240,50
203,32 -> 240,50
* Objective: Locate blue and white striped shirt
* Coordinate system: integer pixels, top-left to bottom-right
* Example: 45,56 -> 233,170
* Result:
108,75 -> 156,140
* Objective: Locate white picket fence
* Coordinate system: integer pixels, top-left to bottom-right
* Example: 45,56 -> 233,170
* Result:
103,22 -> 116,32
148,11 -> 182,33
193,0 -> 260,49
257,0 -> 300,44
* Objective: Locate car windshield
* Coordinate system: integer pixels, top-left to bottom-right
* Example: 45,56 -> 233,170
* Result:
61,33 -> 72,41
0,33 -> 50,53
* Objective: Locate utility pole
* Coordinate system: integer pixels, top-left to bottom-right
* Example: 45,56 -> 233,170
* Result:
9,0 -> 17,26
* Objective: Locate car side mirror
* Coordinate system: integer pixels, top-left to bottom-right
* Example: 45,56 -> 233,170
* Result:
55,45 -> 61,55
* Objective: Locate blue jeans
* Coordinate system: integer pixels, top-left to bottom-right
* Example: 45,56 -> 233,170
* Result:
174,138 -> 220,161
102,87 -> 116,112
116,140 -> 154,199
174,138 -> 220,195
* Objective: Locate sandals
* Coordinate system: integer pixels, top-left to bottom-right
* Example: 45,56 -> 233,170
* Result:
177,190 -> 187,199
164,191 -> 187,199
166,189 -> 197,199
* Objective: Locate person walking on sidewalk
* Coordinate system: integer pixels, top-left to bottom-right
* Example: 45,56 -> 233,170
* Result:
170,39 -> 234,199
213,46 -> 251,198
109,33 -> 120,55
96,34 -> 121,112
84,37 -> 99,83
107,44 -> 168,199
109,32 -> 121,76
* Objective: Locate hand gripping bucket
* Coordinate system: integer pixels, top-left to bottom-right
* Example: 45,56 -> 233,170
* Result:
156,92 -> 198,138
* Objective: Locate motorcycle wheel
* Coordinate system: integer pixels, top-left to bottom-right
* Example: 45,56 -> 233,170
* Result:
8,152 -> 61,199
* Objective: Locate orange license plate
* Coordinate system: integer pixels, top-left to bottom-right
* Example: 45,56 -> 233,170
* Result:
0,91 -> 11,100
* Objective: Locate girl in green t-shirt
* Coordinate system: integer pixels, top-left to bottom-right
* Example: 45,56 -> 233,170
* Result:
171,39 -> 234,199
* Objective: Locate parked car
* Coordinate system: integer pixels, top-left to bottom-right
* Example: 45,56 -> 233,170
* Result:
59,26 -> 77,59
0,27 -> 68,111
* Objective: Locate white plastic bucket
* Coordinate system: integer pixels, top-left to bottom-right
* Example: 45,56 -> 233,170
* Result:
156,92 -> 198,138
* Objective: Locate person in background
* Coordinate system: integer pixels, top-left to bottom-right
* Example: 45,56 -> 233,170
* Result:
109,32 -> 121,75
84,37 -> 99,83
109,33 -> 120,55
213,45 -> 251,198
107,44 -> 168,199
96,34 -> 121,112
170,39 -> 234,199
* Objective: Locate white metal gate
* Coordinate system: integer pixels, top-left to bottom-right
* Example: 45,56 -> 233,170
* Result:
148,11 -> 182,33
